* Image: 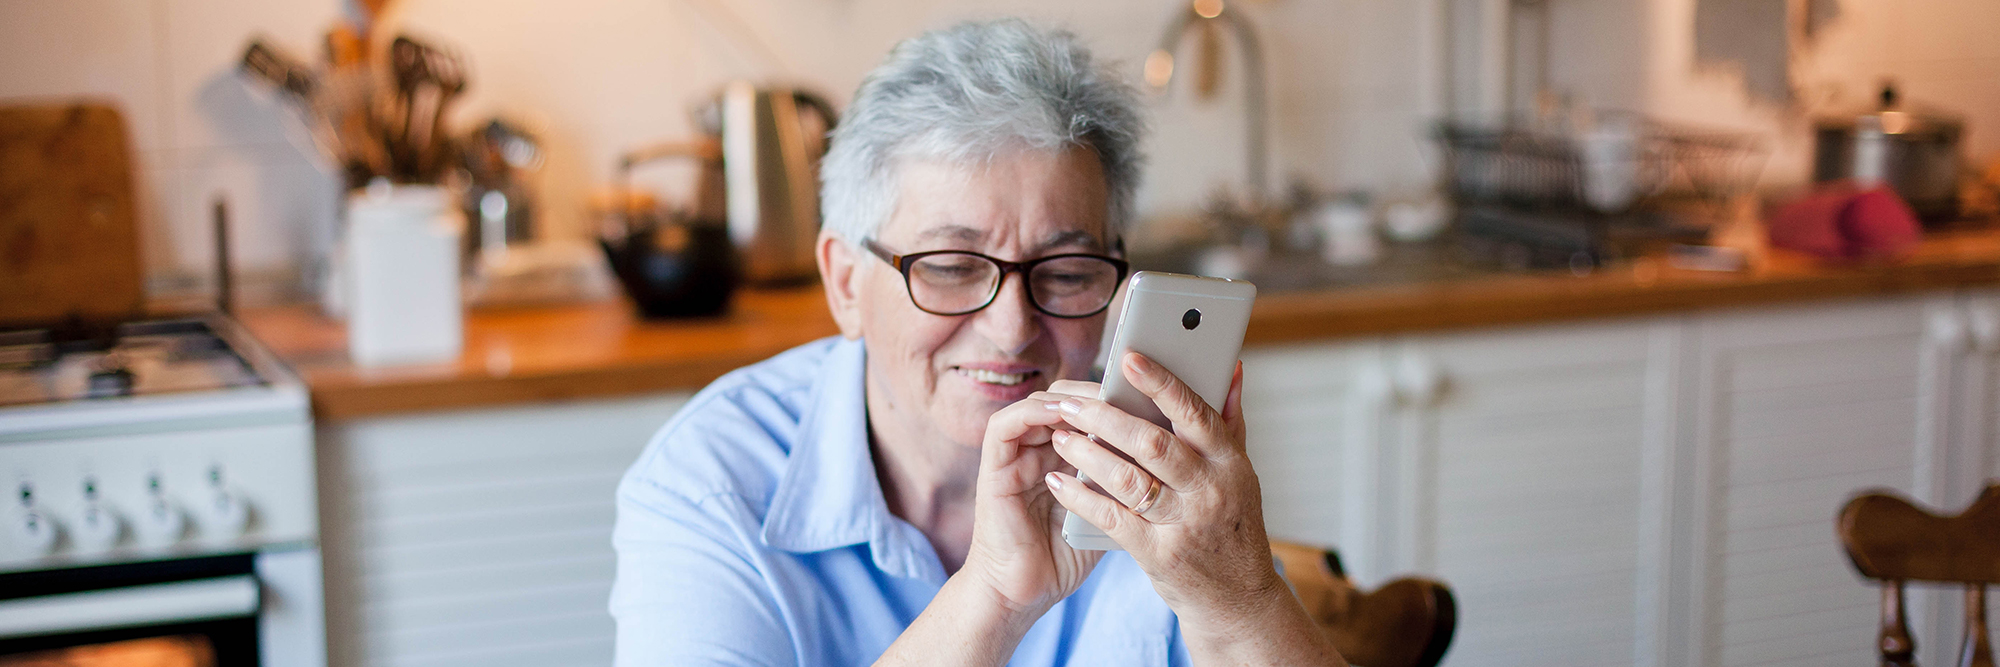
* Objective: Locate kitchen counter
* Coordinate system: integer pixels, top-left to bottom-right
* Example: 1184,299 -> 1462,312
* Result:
242,227 -> 2000,420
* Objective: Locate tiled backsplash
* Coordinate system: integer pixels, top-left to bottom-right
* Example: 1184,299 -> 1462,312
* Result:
1,0 -> 1447,305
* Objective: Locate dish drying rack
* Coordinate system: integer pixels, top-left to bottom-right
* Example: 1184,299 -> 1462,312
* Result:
1434,113 -> 1766,213
1430,113 -> 1767,271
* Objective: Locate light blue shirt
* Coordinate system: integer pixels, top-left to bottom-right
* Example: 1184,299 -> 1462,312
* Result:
611,336 -> 1191,666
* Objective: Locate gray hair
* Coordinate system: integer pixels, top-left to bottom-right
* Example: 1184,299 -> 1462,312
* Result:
820,19 -> 1146,245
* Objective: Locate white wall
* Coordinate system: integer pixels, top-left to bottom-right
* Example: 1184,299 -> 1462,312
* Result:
0,0 -> 1445,302
1536,0 -> 2000,189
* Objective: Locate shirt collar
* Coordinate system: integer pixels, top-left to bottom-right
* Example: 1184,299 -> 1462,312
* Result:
759,337 -> 946,583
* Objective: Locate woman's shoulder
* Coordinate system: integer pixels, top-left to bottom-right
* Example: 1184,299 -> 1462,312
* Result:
619,336 -> 850,516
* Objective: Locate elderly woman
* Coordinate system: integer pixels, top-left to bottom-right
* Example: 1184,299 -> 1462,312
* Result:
611,20 -> 1342,667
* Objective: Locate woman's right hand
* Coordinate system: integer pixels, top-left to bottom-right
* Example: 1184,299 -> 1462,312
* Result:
959,381 -> 1104,620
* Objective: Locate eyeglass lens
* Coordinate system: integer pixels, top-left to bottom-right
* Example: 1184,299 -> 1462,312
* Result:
906,253 -> 1121,316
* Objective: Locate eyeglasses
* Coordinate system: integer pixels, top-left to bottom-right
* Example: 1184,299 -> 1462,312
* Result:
862,239 -> 1129,318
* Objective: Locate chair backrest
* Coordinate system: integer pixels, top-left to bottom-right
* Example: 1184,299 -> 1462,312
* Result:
1838,483 -> 2000,667
1270,540 -> 1456,667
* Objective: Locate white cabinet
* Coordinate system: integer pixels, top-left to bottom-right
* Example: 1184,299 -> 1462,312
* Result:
1241,341 -> 1375,551
1395,321 -> 1669,667
1245,290 -> 2000,667
1678,297 -> 1952,667
1246,319 -> 1675,667
317,392 -> 690,667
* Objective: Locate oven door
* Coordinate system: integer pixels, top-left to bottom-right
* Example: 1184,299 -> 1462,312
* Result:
0,553 -> 282,666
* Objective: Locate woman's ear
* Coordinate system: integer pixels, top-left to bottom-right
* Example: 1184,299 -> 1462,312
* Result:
816,231 -> 865,340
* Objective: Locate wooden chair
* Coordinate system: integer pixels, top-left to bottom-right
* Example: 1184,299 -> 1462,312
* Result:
1838,483 -> 2000,667
1270,540 -> 1457,667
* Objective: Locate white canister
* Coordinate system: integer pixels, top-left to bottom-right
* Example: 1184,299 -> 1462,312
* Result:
344,185 -> 464,367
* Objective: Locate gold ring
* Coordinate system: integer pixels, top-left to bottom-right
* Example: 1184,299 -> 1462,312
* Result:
1130,477 -> 1163,516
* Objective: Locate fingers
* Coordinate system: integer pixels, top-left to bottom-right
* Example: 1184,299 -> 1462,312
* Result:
1044,471 -> 1147,549
1049,396 -> 1201,489
1222,361 -> 1244,425
1049,430 -> 1172,516
979,398 -> 1071,485
1045,380 -> 1100,398
1121,353 -> 1225,439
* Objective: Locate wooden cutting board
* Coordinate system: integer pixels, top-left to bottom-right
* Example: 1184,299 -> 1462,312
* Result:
0,102 -> 144,325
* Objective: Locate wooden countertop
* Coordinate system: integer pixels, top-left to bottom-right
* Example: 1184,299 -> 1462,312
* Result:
242,228 -> 2000,420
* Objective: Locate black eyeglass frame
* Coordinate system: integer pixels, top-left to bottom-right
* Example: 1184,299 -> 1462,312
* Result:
861,238 -> 1131,318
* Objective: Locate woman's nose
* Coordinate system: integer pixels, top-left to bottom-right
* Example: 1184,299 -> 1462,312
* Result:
973,273 -> 1043,355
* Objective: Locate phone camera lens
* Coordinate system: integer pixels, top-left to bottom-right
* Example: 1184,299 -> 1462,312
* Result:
1182,308 -> 1201,330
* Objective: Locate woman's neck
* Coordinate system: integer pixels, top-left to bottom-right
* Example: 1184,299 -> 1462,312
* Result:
865,377 -> 981,574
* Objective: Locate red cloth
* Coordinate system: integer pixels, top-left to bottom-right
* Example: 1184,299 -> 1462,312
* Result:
1767,183 -> 1923,260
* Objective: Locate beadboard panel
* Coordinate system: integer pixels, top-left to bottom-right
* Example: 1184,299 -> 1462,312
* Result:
319,392 -> 691,667
1241,342 -> 1370,549
1408,321 -> 1658,667
1694,298 -> 1938,667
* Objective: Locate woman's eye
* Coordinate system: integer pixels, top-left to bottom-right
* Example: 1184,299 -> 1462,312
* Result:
915,259 -> 987,283
1045,273 -> 1094,286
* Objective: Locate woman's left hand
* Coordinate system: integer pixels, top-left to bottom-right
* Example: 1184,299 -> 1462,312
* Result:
1041,352 -> 1290,635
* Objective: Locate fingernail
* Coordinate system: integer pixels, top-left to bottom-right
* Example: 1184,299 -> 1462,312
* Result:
1126,352 -> 1155,376
1043,400 -> 1063,411
1058,399 -> 1083,416
1050,430 -> 1069,445
1045,472 -> 1063,491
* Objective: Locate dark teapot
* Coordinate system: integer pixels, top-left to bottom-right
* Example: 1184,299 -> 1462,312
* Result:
599,196 -> 738,318
598,140 -> 741,318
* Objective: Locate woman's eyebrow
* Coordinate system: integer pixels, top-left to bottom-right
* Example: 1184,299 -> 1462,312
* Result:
913,225 -> 984,245
1035,230 -> 1103,252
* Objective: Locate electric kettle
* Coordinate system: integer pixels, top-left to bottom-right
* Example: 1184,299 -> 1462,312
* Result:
700,82 -> 838,284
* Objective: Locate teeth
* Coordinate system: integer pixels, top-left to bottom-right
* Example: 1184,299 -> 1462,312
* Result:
959,367 -> 1032,386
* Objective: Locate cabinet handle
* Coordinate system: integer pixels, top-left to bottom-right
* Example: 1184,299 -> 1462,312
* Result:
1968,303 -> 2000,354
1394,352 -> 1444,407
1353,362 -> 1396,407
1928,308 -> 1969,354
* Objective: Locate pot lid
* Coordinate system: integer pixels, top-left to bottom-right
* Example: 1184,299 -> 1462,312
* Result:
1817,82 -> 1964,141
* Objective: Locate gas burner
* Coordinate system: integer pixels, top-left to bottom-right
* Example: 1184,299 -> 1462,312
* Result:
0,317 -> 266,407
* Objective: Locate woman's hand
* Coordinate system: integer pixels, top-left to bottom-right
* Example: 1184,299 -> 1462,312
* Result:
956,381 -> 1106,620
1042,353 -> 1309,648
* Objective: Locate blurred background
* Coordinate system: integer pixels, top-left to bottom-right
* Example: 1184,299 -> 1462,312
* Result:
3,0 -> 2000,666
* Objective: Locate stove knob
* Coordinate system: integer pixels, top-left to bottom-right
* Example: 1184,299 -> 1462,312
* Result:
201,491 -> 250,539
74,504 -> 124,552
12,510 -> 61,556
137,499 -> 187,547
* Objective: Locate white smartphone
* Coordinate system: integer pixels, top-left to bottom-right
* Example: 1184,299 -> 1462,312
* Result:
1062,271 -> 1257,551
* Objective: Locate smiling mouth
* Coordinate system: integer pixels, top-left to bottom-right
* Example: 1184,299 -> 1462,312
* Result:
952,366 -> 1041,387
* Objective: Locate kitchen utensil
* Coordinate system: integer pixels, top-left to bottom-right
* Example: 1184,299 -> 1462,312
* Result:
1383,197 -> 1451,243
240,40 -> 342,165
460,119 -> 542,263
1813,83 -> 1966,221
386,35 -> 464,181
1317,195 -> 1380,266
600,217 -> 739,318
214,195 -> 233,314
0,103 -> 143,325
693,82 -> 837,285
598,143 -> 740,318
1435,113 -> 1762,212
413,40 -> 466,178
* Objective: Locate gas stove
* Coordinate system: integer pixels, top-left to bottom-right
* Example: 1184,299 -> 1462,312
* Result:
0,319 -> 267,407
0,313 -> 323,665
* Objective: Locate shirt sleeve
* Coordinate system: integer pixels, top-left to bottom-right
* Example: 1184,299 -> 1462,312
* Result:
610,471 -> 795,667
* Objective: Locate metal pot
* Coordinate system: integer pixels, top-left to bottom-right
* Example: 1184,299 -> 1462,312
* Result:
1813,84 -> 1965,221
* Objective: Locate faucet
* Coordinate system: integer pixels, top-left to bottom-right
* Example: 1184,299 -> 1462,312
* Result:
1146,0 -> 1271,213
